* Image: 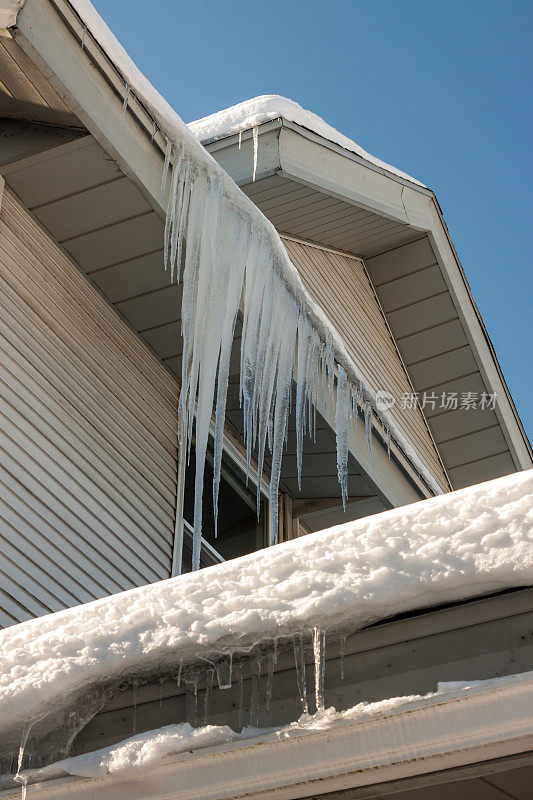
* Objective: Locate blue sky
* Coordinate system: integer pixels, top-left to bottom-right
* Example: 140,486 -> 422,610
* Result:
94,0 -> 532,440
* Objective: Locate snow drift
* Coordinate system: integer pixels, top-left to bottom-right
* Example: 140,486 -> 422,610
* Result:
0,469 -> 531,769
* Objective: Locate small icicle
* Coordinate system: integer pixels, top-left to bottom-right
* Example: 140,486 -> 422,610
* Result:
236,665 -> 244,730
335,367 -> 349,509
340,635 -> 346,680
161,138 -> 172,203
249,660 -> 260,727
313,627 -> 326,711
120,83 -> 130,128
80,24 -> 86,50
238,130 -> 242,150
203,669 -> 214,726
265,648 -> 277,713
175,662 -> 183,687
292,634 -> 308,714
386,425 -> 391,457
15,716 -> 41,781
215,652 -> 233,689
252,125 -> 259,182
364,402 -> 374,466
159,678 -> 165,708
132,681 -> 138,734
185,676 -> 199,728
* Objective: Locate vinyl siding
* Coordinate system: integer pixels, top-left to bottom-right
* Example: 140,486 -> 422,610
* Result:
281,236 -> 449,492
0,190 -> 178,627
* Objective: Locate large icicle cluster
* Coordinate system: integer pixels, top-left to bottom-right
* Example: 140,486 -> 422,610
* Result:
68,0 -> 445,570
162,137 -> 384,561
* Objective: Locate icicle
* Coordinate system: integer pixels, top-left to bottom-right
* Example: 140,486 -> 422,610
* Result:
175,662 -> 183,687
386,425 -> 391,457
340,635 -> 346,680
252,125 -> 259,182
236,665 -> 244,730
159,678 -> 164,708
132,681 -> 138,734
313,628 -> 326,711
120,83 -> 130,128
203,669 -> 214,726
185,676 -> 199,728
265,648 -> 277,713
292,634 -> 308,714
161,138 -> 173,203
238,130 -> 242,150
15,717 -> 41,779
215,652 -> 233,690
364,402 -> 374,466
249,660 -> 260,727
335,367 -> 349,508
80,24 -> 86,49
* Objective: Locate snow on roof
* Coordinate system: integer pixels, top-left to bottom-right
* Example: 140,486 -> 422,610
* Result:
187,95 -> 425,187
0,469 -> 531,743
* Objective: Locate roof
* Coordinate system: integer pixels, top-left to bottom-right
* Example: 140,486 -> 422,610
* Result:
188,95 -> 424,187
1,469 -> 531,748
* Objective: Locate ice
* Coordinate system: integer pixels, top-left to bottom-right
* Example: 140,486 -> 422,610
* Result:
185,672 -> 199,728
120,83 -> 130,128
293,635 -> 308,714
249,660 -> 260,727
340,636 -> 346,680
313,628 -> 326,711
265,650 -> 277,713
252,125 -> 259,182
0,469 -> 531,770
335,367 -> 349,508
236,666 -> 244,730
203,669 -> 214,726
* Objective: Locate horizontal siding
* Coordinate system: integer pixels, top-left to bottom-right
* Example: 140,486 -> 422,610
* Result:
366,238 -> 516,490
0,191 -> 179,627
282,236 -> 449,491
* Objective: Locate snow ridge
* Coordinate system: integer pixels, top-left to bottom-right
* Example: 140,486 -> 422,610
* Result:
188,94 -> 424,187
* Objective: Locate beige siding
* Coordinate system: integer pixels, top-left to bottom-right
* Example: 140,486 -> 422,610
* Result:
0,191 -> 178,627
282,236 -> 449,492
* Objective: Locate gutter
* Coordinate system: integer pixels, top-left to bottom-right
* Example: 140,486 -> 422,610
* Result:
7,672 -> 533,800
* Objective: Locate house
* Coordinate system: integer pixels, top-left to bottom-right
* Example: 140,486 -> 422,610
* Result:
0,0 -> 531,798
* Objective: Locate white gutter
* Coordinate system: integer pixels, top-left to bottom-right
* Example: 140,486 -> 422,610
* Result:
10,672 -> 533,800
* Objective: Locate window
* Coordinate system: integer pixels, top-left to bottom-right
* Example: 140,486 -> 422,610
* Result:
179,438 -> 269,572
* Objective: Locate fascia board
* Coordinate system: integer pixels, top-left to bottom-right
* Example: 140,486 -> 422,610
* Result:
279,126 -> 412,225
12,672 -> 533,800
420,200 -> 533,469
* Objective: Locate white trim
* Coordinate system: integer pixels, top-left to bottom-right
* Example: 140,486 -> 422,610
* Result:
12,673 -> 533,800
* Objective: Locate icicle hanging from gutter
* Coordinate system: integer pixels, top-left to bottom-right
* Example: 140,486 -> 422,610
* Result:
67,0 -> 445,572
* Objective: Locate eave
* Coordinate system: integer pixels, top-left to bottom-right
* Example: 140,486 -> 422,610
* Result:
6,672 -> 533,800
